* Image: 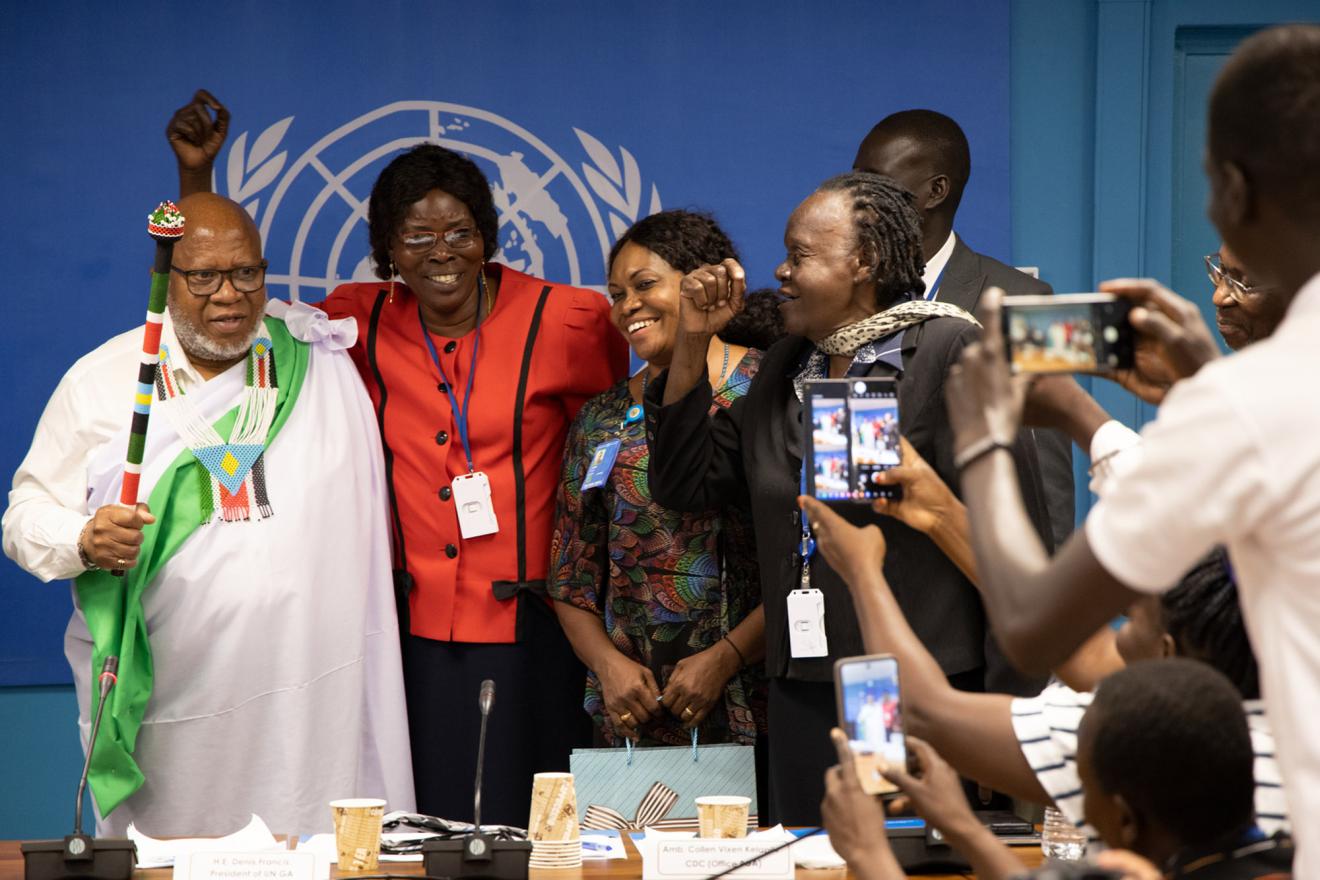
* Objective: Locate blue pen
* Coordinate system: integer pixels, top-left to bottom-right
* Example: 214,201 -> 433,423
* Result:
581,841 -> 614,852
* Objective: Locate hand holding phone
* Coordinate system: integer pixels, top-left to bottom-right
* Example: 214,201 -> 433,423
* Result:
1002,293 -> 1135,374
834,654 -> 907,796
822,728 -> 901,868
878,736 -> 986,845
1098,277 -> 1223,405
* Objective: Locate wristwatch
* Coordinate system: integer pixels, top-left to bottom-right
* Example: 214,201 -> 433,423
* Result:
76,524 -> 100,572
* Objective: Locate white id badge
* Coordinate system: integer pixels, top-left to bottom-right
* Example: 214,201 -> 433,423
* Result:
452,471 -> 500,539
787,588 -> 829,658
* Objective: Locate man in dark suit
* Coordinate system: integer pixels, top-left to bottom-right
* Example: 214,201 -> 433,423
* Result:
854,110 -> 1076,586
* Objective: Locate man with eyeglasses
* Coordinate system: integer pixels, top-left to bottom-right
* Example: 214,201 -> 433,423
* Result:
1206,244 -> 1288,351
2,192 -> 414,836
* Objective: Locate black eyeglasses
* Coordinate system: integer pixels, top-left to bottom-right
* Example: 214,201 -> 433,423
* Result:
398,227 -> 479,254
170,262 -> 269,297
1204,254 -> 1270,306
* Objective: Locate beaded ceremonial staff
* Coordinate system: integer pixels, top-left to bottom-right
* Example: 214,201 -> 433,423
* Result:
119,202 -> 184,525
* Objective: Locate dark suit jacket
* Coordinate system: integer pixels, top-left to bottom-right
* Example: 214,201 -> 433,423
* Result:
645,318 -> 1053,695
939,237 -> 1077,552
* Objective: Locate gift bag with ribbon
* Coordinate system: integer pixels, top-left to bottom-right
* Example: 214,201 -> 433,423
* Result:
571,731 -> 758,832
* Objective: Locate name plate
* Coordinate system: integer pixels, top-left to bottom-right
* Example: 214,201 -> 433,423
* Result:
173,850 -> 315,880
643,838 -> 795,880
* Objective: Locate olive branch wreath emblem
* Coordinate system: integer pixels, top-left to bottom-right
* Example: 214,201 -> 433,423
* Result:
223,115 -> 663,253
573,127 -> 663,237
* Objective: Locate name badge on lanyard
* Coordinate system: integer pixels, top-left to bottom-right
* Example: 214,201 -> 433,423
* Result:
581,439 -> 622,491
790,458 -> 828,658
421,304 -> 500,540
453,471 -> 499,538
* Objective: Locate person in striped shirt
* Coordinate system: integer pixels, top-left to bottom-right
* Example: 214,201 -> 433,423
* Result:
798,492 -> 1289,839
821,659 -> 1290,880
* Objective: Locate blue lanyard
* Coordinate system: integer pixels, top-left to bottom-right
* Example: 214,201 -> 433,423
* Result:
923,263 -> 948,302
419,301 -> 484,474
799,460 -> 815,570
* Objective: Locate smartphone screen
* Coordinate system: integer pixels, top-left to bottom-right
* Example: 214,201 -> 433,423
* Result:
1002,293 -> 1135,374
835,654 -> 905,796
806,378 -> 900,502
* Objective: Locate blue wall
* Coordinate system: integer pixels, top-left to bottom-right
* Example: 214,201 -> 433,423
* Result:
1,0 -> 1014,838
3,0 -> 1013,690
5,0 -> 1319,841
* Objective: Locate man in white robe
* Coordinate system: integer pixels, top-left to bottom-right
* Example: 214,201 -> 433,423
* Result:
3,193 -> 414,836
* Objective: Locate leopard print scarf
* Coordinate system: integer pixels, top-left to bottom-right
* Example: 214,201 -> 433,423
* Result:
814,299 -> 980,356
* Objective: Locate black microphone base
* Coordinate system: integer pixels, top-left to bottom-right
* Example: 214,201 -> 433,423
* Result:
21,835 -> 136,880
422,834 -> 531,880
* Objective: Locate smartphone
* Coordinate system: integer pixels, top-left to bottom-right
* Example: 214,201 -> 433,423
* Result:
834,653 -> 906,796
1001,293 -> 1135,374
805,378 -> 901,502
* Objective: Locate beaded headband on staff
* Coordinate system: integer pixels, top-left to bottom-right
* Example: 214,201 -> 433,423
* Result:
119,201 -> 184,510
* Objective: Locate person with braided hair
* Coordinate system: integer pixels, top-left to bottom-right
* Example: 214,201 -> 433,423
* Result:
643,171 -> 1053,823
854,109 -> 1077,564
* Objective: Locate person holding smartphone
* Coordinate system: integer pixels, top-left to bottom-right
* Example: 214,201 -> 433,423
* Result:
820,662 -> 1287,880
644,171 -> 1055,824
944,27 -> 1320,871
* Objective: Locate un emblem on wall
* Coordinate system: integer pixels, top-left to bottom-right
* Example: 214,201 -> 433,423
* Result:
219,100 -> 664,301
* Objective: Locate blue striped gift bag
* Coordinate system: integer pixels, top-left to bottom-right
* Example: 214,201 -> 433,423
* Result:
570,734 -> 757,832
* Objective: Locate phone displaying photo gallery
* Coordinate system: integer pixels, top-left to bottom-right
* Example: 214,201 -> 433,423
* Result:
806,378 -> 901,502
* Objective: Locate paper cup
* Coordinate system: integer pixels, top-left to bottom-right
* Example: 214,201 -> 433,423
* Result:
696,796 -> 751,839
527,772 -> 581,843
330,798 -> 386,872
529,838 -> 583,869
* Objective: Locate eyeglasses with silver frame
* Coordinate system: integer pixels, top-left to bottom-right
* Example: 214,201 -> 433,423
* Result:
1204,253 -> 1270,305
170,261 -> 269,297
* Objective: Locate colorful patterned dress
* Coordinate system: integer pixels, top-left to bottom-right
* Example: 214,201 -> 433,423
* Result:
549,350 -> 766,746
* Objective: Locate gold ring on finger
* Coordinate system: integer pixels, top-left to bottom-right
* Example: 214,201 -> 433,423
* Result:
620,712 -> 634,724
117,558 -> 127,568
682,707 -> 695,720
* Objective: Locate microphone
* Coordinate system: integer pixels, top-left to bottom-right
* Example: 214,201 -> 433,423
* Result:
473,679 -> 495,831
422,677 -> 530,880
22,656 -> 137,880
479,678 -> 495,717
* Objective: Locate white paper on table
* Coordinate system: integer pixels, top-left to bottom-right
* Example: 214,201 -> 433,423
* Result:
747,825 -> 792,842
581,831 -> 628,860
788,833 -> 846,869
125,814 -> 282,869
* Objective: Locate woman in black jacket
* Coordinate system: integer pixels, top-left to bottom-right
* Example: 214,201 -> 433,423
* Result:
644,172 -> 1054,824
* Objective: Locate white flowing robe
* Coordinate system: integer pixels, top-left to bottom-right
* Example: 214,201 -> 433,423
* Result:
40,302 -> 412,836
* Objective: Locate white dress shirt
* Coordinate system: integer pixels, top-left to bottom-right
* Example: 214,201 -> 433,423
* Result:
921,231 -> 957,300
3,316 -> 206,580
1086,271 -> 1320,875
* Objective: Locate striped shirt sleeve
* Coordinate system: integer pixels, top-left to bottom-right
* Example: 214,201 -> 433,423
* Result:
1010,683 -> 1096,838
1244,701 -> 1290,837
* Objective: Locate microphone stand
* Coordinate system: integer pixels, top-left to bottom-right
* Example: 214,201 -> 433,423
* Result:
422,679 -> 531,880
22,656 -> 137,880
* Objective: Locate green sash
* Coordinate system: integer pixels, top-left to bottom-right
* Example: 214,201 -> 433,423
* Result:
74,317 -> 308,817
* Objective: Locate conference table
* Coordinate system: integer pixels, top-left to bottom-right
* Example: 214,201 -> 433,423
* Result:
0,835 -> 1046,880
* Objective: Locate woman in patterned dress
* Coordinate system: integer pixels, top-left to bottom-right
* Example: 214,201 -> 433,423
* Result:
549,211 -> 778,747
